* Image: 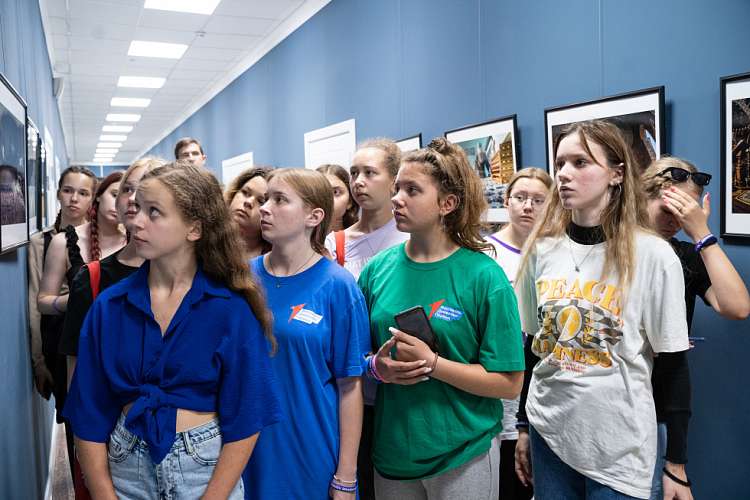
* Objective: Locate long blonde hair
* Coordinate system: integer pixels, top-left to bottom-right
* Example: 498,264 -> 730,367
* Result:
402,138 -> 492,253
519,120 -> 649,288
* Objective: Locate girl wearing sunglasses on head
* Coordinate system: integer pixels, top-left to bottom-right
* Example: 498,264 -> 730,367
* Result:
642,157 -> 749,500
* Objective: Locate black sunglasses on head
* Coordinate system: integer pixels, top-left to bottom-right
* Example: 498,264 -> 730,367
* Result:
658,166 -> 712,187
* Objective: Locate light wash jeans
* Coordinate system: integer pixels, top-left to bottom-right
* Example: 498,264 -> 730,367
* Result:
108,413 -> 244,500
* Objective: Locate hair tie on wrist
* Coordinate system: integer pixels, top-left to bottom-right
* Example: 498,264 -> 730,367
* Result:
663,467 -> 691,487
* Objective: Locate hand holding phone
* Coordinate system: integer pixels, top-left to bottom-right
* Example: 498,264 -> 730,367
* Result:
394,306 -> 439,353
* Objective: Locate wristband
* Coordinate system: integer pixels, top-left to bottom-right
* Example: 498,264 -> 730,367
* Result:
694,233 -> 717,253
368,354 -> 385,383
663,467 -> 691,487
52,296 -> 64,314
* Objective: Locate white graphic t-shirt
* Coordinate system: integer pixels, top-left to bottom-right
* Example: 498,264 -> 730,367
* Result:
515,231 -> 689,499
485,234 -> 523,441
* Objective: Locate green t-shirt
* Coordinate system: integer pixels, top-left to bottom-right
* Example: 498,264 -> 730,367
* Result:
358,243 -> 525,479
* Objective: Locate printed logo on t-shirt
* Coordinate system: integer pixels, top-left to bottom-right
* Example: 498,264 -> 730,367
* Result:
288,303 -> 323,325
428,299 -> 464,321
532,277 -> 624,373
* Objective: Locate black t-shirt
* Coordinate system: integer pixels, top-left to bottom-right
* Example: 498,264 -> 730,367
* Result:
669,238 -> 712,332
58,249 -> 140,356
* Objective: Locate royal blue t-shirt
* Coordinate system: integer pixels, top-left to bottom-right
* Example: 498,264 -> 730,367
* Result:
62,262 -> 282,465
243,256 -> 370,499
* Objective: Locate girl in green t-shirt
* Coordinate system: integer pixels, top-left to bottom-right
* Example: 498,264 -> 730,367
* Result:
358,138 -> 525,499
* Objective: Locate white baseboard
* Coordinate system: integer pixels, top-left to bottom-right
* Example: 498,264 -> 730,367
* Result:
43,411 -> 59,500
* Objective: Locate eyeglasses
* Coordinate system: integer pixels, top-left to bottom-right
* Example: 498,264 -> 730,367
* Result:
657,167 -> 712,187
509,194 -> 546,207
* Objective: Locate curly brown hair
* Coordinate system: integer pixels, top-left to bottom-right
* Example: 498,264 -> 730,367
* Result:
141,161 -> 276,351
401,138 -> 492,253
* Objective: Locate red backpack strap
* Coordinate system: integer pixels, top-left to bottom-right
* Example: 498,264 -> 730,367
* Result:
334,231 -> 346,266
87,260 -> 101,300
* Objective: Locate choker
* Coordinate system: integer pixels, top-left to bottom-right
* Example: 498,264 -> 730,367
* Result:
566,222 -> 606,245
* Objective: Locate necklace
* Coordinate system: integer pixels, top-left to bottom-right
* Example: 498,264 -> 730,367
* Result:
567,235 -> 597,273
267,250 -> 317,288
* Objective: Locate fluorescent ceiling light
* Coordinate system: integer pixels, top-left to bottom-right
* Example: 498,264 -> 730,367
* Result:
100,135 -> 127,141
103,125 -> 134,133
98,142 -> 123,148
111,97 -> 152,108
94,157 -> 115,161
106,114 -> 141,122
128,41 -> 187,59
96,149 -> 119,154
144,0 -> 221,15
117,76 -> 165,89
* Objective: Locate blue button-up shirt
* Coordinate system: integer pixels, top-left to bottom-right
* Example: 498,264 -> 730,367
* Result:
63,261 -> 281,464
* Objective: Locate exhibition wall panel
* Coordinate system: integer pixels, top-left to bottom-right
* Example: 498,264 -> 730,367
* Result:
147,2 -> 750,496
0,0 -> 70,498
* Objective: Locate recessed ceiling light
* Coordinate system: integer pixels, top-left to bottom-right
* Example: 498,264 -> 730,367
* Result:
103,125 -> 134,133
128,41 -> 187,59
96,148 -> 119,154
98,142 -> 123,148
144,0 -> 221,15
117,76 -> 165,89
106,114 -> 141,122
100,134 -> 127,142
111,97 -> 152,108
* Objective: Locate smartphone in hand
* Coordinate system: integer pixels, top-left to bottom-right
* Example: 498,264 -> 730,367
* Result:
394,306 -> 439,353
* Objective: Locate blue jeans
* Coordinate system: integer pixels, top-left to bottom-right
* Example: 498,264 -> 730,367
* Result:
529,426 -> 640,500
649,422 -> 667,500
108,414 -> 244,500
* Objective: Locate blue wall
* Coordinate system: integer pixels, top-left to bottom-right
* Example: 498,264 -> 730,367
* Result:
0,0 -> 68,497
149,1 -> 750,496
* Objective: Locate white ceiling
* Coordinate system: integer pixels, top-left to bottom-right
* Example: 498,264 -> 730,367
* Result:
40,0 -> 330,165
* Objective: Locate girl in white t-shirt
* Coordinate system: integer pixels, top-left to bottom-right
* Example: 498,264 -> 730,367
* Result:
514,120 -> 692,500
485,167 -> 552,500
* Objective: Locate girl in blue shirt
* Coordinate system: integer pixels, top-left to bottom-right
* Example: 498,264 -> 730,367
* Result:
64,162 -> 281,499
243,168 -> 370,499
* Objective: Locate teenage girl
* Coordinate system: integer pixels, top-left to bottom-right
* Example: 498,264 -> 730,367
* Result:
359,138 -> 525,499
224,167 -> 272,259
641,157 -> 749,499
485,167 -> 552,500
60,157 -> 166,385
38,171 -> 127,315
63,162 -> 280,499
28,166 -> 96,400
317,163 -> 359,233
514,120 -> 692,499
243,168 -> 369,499
322,139 -> 408,499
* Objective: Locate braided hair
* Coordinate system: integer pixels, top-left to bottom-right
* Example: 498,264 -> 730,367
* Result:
55,166 -> 97,232
88,171 -> 123,260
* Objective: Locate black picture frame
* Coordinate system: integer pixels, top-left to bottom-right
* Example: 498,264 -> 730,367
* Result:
445,115 -> 520,222
0,72 -> 29,254
27,118 -> 40,236
396,133 -> 422,153
544,86 -> 666,175
720,71 -> 750,240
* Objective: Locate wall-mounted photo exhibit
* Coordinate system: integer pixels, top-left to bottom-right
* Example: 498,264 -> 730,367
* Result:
396,133 -> 422,153
544,86 -> 665,176
27,119 -> 40,236
0,72 -> 29,254
304,118 -> 357,169
721,71 -> 750,239
43,127 -> 56,231
38,140 -> 50,231
445,115 -> 520,223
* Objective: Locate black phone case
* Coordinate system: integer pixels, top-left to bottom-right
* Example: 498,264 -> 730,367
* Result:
394,306 -> 439,352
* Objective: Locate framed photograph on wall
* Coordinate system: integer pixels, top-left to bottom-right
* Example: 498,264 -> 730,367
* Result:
721,71 -> 750,239
544,86 -> 665,175
0,72 -> 29,253
396,133 -> 422,153
27,119 -> 40,236
445,115 -> 520,222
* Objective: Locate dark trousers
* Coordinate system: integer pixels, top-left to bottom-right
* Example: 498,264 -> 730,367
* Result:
499,438 -> 533,500
358,405 -> 375,500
